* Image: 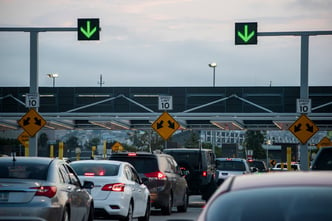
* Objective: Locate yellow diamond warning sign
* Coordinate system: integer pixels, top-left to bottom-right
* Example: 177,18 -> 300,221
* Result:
152,112 -> 180,140
18,109 -> 46,137
289,114 -> 319,144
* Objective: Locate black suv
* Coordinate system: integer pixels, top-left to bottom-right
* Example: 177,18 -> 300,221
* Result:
109,152 -> 188,215
311,146 -> 332,170
163,148 -> 217,201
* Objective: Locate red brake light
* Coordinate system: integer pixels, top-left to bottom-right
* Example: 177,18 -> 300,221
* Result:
202,171 -> 207,177
128,153 -> 137,156
144,171 -> 167,180
84,172 -> 95,176
102,183 -> 125,192
226,158 -> 232,161
31,186 -> 57,198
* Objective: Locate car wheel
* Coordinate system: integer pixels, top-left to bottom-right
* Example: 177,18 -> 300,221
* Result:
177,191 -> 188,212
121,202 -> 134,221
62,207 -> 69,221
138,199 -> 151,221
87,204 -> 94,221
161,193 -> 173,215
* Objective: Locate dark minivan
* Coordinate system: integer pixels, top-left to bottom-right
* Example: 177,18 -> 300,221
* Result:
109,152 -> 188,215
163,148 -> 217,201
311,146 -> 332,170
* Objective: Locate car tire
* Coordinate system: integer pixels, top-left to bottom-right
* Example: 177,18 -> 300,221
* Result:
177,191 -> 188,212
161,193 -> 173,215
87,204 -> 94,221
62,207 -> 69,221
202,178 -> 217,201
138,199 -> 151,221
121,201 -> 134,221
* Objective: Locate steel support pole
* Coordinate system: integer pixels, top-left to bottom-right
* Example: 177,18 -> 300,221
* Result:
299,35 -> 309,171
29,31 -> 39,156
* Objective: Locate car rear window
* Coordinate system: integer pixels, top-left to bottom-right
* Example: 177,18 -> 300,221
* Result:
70,163 -> 119,176
110,156 -> 158,173
0,162 -> 48,180
206,187 -> 332,221
216,160 -> 245,171
164,151 -> 200,170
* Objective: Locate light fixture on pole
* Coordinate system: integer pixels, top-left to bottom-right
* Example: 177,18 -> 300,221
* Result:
208,62 -> 217,87
47,73 -> 59,87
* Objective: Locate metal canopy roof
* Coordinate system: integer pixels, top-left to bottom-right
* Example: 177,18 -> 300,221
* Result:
1,86 -> 332,131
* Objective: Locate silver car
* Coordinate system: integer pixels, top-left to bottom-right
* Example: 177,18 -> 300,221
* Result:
0,156 -> 94,221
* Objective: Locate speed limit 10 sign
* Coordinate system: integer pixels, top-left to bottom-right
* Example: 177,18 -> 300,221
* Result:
25,93 -> 40,108
296,98 -> 311,113
159,96 -> 173,111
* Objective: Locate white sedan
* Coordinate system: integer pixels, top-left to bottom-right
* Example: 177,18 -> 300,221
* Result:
70,160 -> 150,221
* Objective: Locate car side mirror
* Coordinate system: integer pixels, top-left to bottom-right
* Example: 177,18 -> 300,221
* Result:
250,167 -> 258,173
141,177 -> 149,185
83,181 -> 94,189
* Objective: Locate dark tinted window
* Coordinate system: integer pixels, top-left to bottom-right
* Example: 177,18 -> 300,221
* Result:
110,156 -> 158,173
71,163 -> 119,176
312,148 -> 332,170
206,187 -> 332,221
0,162 -> 47,180
216,160 -> 245,171
164,151 -> 200,170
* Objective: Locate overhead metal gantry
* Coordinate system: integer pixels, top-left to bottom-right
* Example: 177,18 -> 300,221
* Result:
1,86 -> 332,131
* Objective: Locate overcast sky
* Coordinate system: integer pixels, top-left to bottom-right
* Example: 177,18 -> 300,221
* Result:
0,0 -> 332,87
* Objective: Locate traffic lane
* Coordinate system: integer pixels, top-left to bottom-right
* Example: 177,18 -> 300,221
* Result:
94,195 -> 205,221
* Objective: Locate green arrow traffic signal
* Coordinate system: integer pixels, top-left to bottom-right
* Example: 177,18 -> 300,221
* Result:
235,22 -> 257,45
78,18 -> 100,41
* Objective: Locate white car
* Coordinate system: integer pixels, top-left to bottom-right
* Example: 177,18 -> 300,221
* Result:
70,160 -> 150,221
272,162 -> 301,171
215,158 -> 252,185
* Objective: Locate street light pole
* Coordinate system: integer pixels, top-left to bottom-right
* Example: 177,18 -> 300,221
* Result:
209,62 -> 217,87
47,73 -> 59,87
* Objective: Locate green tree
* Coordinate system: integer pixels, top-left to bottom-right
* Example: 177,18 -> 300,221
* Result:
184,131 -> 200,148
244,130 -> 266,159
65,136 -> 79,153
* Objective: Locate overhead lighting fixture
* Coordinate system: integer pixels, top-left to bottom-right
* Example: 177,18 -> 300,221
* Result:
0,123 -> 18,130
78,94 -> 111,97
89,121 -> 112,130
49,121 -> 74,130
133,94 -> 159,98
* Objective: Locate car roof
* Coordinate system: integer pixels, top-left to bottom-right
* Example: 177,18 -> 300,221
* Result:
110,152 -> 171,158
216,158 -> 246,162
164,148 -> 212,152
225,172 -> 332,192
0,156 -> 54,164
70,159 -> 125,165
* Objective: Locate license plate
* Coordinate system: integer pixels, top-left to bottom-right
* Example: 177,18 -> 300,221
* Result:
0,192 -> 9,202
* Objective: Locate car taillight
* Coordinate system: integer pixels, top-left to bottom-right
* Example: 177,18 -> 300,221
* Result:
128,152 -> 137,156
144,171 -> 167,180
202,171 -> 207,177
31,186 -> 57,198
101,183 -> 125,192
84,172 -> 95,176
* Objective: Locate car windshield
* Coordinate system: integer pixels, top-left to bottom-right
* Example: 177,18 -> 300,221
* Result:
71,163 -> 119,176
0,162 -> 48,180
216,160 -> 245,171
206,187 -> 332,221
110,157 -> 158,173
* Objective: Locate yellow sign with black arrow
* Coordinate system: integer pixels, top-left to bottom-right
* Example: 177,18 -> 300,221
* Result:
152,112 -> 179,140
18,109 -> 46,137
288,114 -> 319,144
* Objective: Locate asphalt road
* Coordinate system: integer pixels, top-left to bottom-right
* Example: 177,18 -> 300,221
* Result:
94,195 -> 205,221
